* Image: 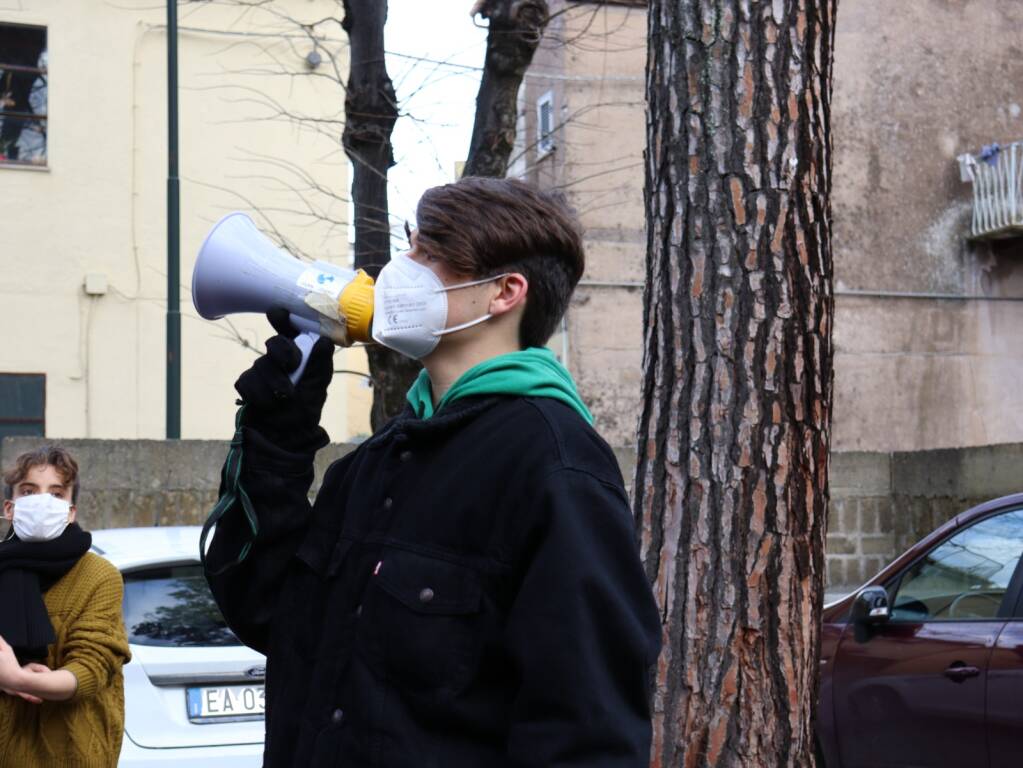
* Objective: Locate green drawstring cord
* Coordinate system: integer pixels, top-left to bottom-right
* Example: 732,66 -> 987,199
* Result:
200,405 -> 259,576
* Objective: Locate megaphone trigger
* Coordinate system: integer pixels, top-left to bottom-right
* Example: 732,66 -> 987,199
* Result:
289,331 -> 319,386
287,313 -> 321,336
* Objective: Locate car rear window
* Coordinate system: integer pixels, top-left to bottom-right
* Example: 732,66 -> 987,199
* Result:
123,563 -> 239,647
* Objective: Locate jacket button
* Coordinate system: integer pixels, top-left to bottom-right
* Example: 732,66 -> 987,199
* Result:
400,450 -> 412,462
331,708 -> 344,724
355,604 -> 362,617
419,587 -> 435,603
383,497 -> 393,510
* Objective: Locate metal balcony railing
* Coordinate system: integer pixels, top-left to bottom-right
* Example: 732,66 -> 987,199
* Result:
958,142 -> 1023,239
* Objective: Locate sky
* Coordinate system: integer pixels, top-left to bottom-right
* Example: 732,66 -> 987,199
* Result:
383,1 -> 487,236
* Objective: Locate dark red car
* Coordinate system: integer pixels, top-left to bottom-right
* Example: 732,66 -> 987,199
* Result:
817,493 -> 1023,768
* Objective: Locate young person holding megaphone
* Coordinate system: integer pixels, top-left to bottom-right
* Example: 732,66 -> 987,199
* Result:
201,177 -> 661,768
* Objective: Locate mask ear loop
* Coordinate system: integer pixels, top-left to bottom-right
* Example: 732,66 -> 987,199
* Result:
432,314 -> 493,337
429,272 -> 512,337
433,272 -> 511,294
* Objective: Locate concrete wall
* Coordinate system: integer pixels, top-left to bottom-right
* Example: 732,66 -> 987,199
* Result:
0,1 -> 372,443
6,435 -> 1018,595
830,0 -> 1023,452
0,436 -> 355,537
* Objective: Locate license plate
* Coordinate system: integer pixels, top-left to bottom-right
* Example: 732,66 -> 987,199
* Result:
186,685 -> 265,722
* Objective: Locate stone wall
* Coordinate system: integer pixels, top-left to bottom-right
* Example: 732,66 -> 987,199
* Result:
0,437 -> 355,536
3,437 -> 1020,594
827,444 -> 1023,591
826,453 -> 895,589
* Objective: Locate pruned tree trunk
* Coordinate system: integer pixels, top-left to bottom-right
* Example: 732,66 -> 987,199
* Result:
342,0 -> 396,274
364,344 -> 422,429
343,1 -> 550,428
637,1 -> 836,766
341,0 -> 420,430
463,0 -> 549,177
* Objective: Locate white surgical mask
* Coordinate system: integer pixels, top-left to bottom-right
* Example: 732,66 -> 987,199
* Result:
12,493 -> 72,543
372,253 -> 508,359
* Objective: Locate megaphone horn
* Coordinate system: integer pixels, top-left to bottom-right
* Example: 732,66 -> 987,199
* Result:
191,212 -> 374,345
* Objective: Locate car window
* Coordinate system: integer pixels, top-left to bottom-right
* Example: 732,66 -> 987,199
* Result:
891,509 -> 1023,622
123,563 -> 239,646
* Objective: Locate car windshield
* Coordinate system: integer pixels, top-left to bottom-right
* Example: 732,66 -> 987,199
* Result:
123,563 -> 239,647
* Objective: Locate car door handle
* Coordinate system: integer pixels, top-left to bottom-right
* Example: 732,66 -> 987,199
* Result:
944,663 -> 981,682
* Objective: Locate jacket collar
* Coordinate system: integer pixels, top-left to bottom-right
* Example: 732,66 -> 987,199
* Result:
367,395 -> 504,449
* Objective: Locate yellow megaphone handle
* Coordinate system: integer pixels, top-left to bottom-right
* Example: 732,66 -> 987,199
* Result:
339,270 -> 375,344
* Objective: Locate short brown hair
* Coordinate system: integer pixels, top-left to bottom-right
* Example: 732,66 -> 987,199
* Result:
415,177 -> 585,349
3,445 -> 80,505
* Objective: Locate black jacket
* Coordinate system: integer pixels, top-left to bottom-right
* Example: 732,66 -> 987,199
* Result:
206,395 -> 661,768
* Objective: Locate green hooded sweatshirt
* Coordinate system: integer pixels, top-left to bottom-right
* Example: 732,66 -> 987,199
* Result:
406,347 -> 593,425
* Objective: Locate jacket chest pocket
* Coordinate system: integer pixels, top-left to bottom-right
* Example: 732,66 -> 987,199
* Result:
286,536 -> 352,662
360,548 -> 483,698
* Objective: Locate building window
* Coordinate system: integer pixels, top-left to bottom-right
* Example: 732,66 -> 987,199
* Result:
537,90 -> 555,158
0,23 -> 47,167
0,374 -> 45,436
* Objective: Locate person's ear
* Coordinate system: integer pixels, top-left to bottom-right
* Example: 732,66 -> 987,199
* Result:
489,274 -> 528,317
68,505 -> 77,524
2,500 -> 13,521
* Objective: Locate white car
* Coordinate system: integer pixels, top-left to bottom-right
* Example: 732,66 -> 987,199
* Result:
91,527 -> 265,767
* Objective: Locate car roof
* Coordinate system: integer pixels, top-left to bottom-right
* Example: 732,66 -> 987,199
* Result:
90,526 -> 203,571
956,492 -> 1023,526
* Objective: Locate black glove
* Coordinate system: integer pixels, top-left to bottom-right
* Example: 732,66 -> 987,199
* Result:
234,309 -> 334,453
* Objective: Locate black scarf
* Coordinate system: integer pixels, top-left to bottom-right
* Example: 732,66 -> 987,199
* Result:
0,523 -> 92,663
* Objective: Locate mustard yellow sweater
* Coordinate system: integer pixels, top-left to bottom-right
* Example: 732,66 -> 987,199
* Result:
0,552 -> 131,768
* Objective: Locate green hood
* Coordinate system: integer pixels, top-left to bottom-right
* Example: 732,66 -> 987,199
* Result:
407,347 -> 594,425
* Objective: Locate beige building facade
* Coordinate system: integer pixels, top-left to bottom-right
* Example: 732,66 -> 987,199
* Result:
514,0 -> 648,447
521,0 -> 1023,454
0,1 -> 371,442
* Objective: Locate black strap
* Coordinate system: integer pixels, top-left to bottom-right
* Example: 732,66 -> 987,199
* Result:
200,405 -> 259,576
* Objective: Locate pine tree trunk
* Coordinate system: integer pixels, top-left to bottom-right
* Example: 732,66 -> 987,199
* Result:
637,2 -> 836,766
463,0 -> 549,178
341,0 -> 420,430
341,1 -> 549,429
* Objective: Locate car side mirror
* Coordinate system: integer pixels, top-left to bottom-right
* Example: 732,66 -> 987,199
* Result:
852,586 -> 891,625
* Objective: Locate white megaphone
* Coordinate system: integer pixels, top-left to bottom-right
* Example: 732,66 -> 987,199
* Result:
192,213 -> 375,382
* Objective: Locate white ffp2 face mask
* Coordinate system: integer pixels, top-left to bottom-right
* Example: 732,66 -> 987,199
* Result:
371,253 -> 508,360
12,493 -> 72,542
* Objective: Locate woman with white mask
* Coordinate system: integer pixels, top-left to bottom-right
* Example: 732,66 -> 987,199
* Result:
0,445 -> 130,768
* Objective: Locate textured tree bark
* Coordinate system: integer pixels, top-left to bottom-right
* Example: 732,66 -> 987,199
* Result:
341,0 -> 420,430
637,2 -> 836,766
342,0 -> 396,273
463,0 -> 550,178
364,344 -> 422,431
